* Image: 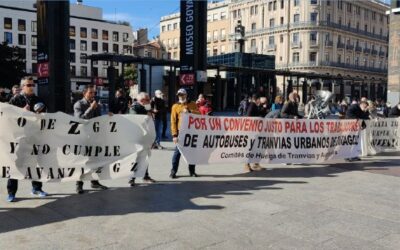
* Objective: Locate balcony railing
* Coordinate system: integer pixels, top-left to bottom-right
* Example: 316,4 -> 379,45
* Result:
319,61 -> 386,73
337,43 -> 345,49
346,44 -> 354,50
363,48 -> 371,54
291,41 -> 301,48
310,40 -> 318,47
371,50 -> 378,56
379,51 -> 385,57
355,46 -> 362,52
267,44 -> 276,51
325,40 -> 333,47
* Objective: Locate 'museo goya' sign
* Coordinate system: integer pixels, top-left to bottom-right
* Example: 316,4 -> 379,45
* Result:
178,114 -> 362,164
0,103 -> 155,182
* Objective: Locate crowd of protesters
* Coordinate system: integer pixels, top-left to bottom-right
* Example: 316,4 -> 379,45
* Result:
2,76 -> 400,202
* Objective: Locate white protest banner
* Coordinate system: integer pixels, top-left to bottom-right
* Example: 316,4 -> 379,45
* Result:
363,118 -> 400,155
0,103 -> 155,182
177,114 -> 362,165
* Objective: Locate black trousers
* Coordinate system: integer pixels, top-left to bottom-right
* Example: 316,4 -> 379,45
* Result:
7,179 -> 42,195
76,180 -> 101,186
162,115 -> 167,137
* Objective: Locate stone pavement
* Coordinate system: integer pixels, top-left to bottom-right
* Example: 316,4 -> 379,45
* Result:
0,142 -> 399,250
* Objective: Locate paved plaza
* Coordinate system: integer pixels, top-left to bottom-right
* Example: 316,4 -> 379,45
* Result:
0,142 -> 399,250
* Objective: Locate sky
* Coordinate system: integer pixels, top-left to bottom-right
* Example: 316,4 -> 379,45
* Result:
70,0 -> 180,38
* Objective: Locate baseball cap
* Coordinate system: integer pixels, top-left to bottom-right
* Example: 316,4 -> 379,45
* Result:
176,88 -> 187,96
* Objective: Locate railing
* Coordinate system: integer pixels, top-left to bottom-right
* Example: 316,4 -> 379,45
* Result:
379,51 -> 385,57
337,43 -> 345,49
310,40 -> 318,47
363,48 -> 371,54
371,50 -> 378,56
291,41 -> 301,48
346,44 -> 354,50
267,44 -> 276,51
325,40 -> 333,47
319,61 -> 386,73
355,46 -> 362,52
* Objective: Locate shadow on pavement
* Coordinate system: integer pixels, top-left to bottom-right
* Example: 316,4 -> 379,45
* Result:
0,178 -> 305,234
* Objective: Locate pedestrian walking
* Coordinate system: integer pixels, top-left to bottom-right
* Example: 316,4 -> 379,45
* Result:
170,88 -> 200,178
6,76 -> 48,202
74,85 -> 108,194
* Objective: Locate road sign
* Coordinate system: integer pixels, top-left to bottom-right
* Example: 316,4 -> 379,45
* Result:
179,73 -> 195,86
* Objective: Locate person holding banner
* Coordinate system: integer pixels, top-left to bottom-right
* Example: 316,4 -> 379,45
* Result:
170,88 -> 200,179
388,103 -> 400,117
6,76 -> 48,202
128,92 -> 156,186
74,85 -> 108,194
345,100 -> 369,161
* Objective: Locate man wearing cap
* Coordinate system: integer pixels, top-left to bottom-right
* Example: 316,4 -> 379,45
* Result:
151,90 -> 167,149
6,76 -> 48,202
170,88 -> 200,178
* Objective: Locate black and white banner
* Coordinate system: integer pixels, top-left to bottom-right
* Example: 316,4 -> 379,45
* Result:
363,118 -> 400,155
0,103 -> 155,182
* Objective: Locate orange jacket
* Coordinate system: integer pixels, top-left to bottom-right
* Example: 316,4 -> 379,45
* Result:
170,101 -> 200,137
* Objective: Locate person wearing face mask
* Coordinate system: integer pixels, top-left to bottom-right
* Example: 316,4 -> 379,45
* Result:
6,76 -> 48,202
74,85 -> 108,194
170,88 -> 200,178
128,92 -> 156,186
110,88 -> 128,115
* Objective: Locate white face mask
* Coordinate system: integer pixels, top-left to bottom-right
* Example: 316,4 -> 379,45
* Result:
144,104 -> 151,110
178,97 -> 187,103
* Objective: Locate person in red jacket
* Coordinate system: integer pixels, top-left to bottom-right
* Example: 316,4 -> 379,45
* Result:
196,94 -> 213,115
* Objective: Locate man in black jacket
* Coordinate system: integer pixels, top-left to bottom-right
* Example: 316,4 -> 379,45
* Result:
388,103 -> 400,117
281,92 -> 302,119
110,89 -> 128,114
7,76 -> 48,202
151,90 -> 167,149
129,92 -> 156,186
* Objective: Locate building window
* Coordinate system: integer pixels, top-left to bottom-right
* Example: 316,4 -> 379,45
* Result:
251,23 -> 256,31
173,23 -> 178,29
364,9 -> 369,20
167,24 -> 172,30
69,26 -> 75,37
213,30 -> 218,41
92,67 -> 98,77
364,24 -> 368,32
294,0 -> 300,7
325,53 -> 329,62
293,52 -> 299,63
338,54 -> 341,63
92,29 -> 98,39
70,53 -> 75,63
310,31 -> 317,45
280,34 -> 284,43
268,2 -> 273,11
80,66 -> 88,77
213,13 -> 218,21
69,39 -> 75,50
355,57 -> 359,66
269,18 -> 275,27
123,33 -> 129,42
251,39 -> 256,48
123,45 -> 132,54
161,26 -> 166,32
294,14 -> 300,23
112,31 -> 119,42
18,19 -> 26,31
372,11 -> 376,20
338,0 -> 343,10
32,49 -> 37,61
102,30 -> 109,40
80,53 -> 87,64
346,2 -> 352,12
221,45 -> 226,54
327,13 -> 331,23
18,34 -> 26,46
292,32 -> 299,44
31,35 -> 37,46
102,43 -> 108,52
327,0 -> 330,6
220,29 -> 226,40
281,0 -> 284,9
213,46 -> 218,56
70,66 -> 76,76
273,1 -> 277,10
310,13 -> 318,22
269,36 -> 275,45
173,38 -> 178,47
92,41 -> 98,52
4,18 -> 12,29
80,40 -> 87,51
31,21 -> 37,33
280,17 -> 284,25
310,0 -> 317,4
113,44 -> 119,53
309,52 -> 317,62
80,27 -> 87,38
221,11 -> 227,20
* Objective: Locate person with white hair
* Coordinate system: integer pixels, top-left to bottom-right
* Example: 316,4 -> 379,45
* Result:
129,92 -> 156,186
7,76 -> 48,202
151,90 -> 167,149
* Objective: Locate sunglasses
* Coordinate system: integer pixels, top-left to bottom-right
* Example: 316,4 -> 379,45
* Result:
25,84 -> 35,88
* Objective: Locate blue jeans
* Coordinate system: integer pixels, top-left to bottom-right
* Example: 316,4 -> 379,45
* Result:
172,146 -> 195,174
154,118 -> 163,145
